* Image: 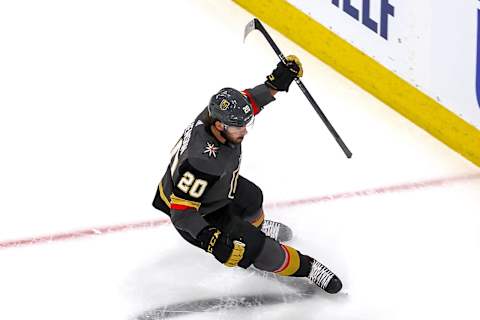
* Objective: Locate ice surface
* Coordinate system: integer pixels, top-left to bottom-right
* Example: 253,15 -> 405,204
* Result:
1,1 -> 479,319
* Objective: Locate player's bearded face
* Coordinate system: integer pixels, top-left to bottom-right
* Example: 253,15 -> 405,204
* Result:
223,125 -> 247,144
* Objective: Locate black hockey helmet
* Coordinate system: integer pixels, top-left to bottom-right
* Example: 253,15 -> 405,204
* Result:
208,87 -> 254,127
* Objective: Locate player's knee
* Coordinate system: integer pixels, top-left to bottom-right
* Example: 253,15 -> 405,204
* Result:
252,184 -> 263,209
244,184 -> 263,217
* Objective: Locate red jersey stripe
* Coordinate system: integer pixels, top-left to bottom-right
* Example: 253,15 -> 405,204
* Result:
170,203 -> 195,211
242,89 -> 261,115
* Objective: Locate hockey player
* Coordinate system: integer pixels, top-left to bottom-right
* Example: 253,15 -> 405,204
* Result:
153,56 -> 342,294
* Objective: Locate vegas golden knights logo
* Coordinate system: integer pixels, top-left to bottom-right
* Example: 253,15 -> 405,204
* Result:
219,99 -> 230,110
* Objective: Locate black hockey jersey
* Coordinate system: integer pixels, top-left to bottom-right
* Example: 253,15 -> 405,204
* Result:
153,84 -> 275,238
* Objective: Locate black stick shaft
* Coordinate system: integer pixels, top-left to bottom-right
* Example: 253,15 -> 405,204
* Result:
247,19 -> 352,158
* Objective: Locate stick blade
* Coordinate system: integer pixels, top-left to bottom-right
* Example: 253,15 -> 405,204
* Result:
243,18 -> 259,42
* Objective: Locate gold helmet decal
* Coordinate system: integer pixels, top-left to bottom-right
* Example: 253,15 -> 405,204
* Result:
219,99 -> 230,111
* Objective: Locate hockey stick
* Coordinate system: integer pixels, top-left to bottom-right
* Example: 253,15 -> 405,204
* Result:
244,18 -> 353,159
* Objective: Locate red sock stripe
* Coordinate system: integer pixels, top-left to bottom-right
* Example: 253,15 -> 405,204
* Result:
274,244 -> 291,273
242,89 -> 261,115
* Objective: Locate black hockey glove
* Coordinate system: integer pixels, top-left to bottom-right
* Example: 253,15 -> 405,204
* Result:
197,227 -> 245,267
265,55 -> 303,92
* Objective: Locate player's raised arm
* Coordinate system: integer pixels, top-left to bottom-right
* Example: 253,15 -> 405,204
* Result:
242,55 -> 303,115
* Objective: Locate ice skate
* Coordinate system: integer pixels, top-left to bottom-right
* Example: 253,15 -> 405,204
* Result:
307,259 -> 342,294
261,219 -> 293,242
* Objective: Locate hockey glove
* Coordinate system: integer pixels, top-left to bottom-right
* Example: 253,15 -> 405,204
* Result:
265,55 -> 303,92
197,227 -> 246,267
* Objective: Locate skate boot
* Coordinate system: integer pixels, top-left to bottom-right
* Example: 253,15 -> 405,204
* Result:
307,258 -> 342,294
261,220 -> 293,242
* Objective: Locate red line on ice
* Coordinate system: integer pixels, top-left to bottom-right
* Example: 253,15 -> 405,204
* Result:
263,172 -> 480,209
1,173 -> 479,250
0,219 -> 170,250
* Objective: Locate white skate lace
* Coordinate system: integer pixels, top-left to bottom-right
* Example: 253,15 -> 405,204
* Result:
261,220 -> 281,240
308,260 -> 334,289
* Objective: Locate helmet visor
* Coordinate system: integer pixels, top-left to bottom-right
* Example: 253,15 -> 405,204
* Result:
225,114 -> 255,133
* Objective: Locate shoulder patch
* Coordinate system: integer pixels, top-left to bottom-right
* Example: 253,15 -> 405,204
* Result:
203,142 -> 219,158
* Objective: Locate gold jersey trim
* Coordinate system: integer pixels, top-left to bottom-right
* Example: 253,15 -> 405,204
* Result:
158,184 -> 171,208
170,194 -> 201,210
